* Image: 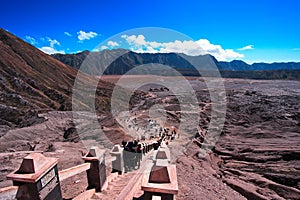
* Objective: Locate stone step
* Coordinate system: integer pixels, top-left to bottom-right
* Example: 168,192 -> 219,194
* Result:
73,189 -> 95,200
107,172 -> 119,183
96,171 -> 138,199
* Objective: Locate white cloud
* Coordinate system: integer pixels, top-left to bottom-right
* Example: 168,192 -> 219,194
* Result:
39,47 -> 65,55
107,40 -> 119,47
122,34 -> 147,47
47,37 -> 60,48
101,45 -> 108,50
38,37 -> 63,55
121,34 -> 244,61
238,45 -> 254,51
25,36 -> 38,45
77,30 -> 98,41
64,32 -> 72,37
25,36 -> 63,54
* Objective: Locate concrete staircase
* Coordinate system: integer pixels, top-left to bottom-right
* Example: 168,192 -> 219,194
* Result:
83,149 -> 156,200
72,143 -> 175,200
92,170 -> 138,200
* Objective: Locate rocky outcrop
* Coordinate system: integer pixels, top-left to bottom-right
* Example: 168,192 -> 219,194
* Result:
210,79 -> 300,199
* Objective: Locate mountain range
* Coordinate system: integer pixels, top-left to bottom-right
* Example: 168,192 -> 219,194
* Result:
52,50 -> 300,80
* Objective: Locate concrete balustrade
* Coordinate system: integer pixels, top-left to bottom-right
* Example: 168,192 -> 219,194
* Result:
82,146 -> 107,192
6,153 -> 62,200
1,140 -> 164,200
4,146 -> 108,199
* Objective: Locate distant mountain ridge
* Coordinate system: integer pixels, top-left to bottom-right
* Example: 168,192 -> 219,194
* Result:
52,49 -> 300,74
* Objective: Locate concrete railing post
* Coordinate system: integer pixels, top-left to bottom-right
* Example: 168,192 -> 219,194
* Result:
110,145 -> 124,175
7,153 -> 62,200
83,146 -> 107,192
142,146 -> 178,200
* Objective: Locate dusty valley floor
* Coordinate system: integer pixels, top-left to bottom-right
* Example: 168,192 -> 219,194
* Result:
0,77 -> 299,199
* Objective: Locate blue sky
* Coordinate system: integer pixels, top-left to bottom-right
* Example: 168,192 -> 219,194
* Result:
1,0 -> 300,63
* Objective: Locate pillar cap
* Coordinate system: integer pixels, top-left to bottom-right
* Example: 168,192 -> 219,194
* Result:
109,144 -> 123,155
7,153 -> 58,183
83,146 -> 105,161
141,164 -> 178,195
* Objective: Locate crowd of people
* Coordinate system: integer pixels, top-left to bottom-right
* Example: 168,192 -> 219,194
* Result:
121,139 -> 162,172
161,126 -> 178,141
120,125 -> 178,173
